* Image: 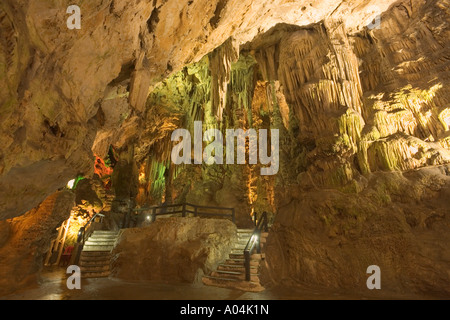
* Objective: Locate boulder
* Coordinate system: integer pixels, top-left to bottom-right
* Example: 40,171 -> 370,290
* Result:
111,217 -> 237,284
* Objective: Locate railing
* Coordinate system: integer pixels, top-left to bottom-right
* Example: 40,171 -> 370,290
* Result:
244,211 -> 269,281
132,203 -> 235,226
71,212 -> 105,265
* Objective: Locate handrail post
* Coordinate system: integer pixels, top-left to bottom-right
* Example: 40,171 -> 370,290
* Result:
182,203 -> 186,217
244,250 -> 251,281
194,206 -> 198,217
256,229 -> 262,254
151,207 -> 156,222
232,208 -> 235,224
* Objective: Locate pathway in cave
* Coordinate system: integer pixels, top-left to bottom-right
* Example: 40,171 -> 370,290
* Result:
0,267 -> 441,301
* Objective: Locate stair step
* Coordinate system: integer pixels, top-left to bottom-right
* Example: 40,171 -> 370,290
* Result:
225,259 -> 260,267
80,251 -> 111,257
93,231 -> 119,235
82,245 -> 114,252
237,234 -> 253,238
213,270 -> 242,276
229,253 -> 263,260
238,234 -> 254,239
89,235 -> 118,240
81,265 -> 110,272
218,264 -> 258,273
80,257 -> 111,266
85,240 -> 116,245
212,271 -> 259,282
203,275 -> 239,283
87,241 -> 116,246
80,260 -> 110,266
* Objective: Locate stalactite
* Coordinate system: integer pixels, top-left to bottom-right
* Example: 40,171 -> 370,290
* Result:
209,38 -> 239,122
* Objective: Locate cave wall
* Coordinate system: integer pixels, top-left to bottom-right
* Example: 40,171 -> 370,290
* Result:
132,0 -> 448,225
251,0 -> 450,295
0,191 -> 74,296
0,0 -> 448,298
263,165 -> 450,295
132,0 -> 449,295
247,0 -> 450,190
134,51 -> 281,227
0,0 -> 398,220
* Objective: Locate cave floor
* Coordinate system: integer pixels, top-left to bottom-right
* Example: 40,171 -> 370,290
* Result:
0,267 -> 441,300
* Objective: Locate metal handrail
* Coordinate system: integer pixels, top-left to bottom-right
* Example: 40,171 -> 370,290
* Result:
77,212 -> 105,244
72,212 -> 105,264
244,211 -> 268,281
132,203 -> 236,224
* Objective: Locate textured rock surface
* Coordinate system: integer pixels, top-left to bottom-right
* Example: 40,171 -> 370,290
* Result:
0,191 -> 74,296
262,165 -> 450,296
0,0 -> 448,298
111,218 -> 237,283
0,0 -> 399,220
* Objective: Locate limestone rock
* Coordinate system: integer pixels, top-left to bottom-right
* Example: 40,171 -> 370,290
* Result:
111,217 -> 237,283
262,165 -> 450,296
0,0 -> 400,219
0,191 -> 75,296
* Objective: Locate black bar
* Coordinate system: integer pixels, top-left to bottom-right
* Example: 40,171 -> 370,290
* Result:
244,250 -> 251,281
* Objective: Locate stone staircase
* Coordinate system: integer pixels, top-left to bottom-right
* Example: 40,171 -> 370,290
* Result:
79,230 -> 119,278
202,228 -> 268,292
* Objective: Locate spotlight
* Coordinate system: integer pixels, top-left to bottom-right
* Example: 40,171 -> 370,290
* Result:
67,179 -> 76,189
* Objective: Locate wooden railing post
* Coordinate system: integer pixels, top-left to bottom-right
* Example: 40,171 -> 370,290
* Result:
182,203 -> 186,217
232,208 -> 236,224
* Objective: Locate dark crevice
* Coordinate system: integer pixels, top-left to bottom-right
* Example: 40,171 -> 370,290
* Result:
43,119 -> 64,138
147,7 -> 160,34
210,0 -> 228,29
107,61 -> 135,88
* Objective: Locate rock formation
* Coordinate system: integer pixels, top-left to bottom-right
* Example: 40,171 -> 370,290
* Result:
0,0 -> 448,298
0,191 -> 74,296
262,165 -> 450,295
111,217 -> 237,283
0,0 -> 400,220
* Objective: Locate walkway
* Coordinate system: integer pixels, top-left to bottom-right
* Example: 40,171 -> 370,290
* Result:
0,267 -> 439,300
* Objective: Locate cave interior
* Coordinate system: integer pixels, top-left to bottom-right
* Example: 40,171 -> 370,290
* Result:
0,0 -> 449,299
